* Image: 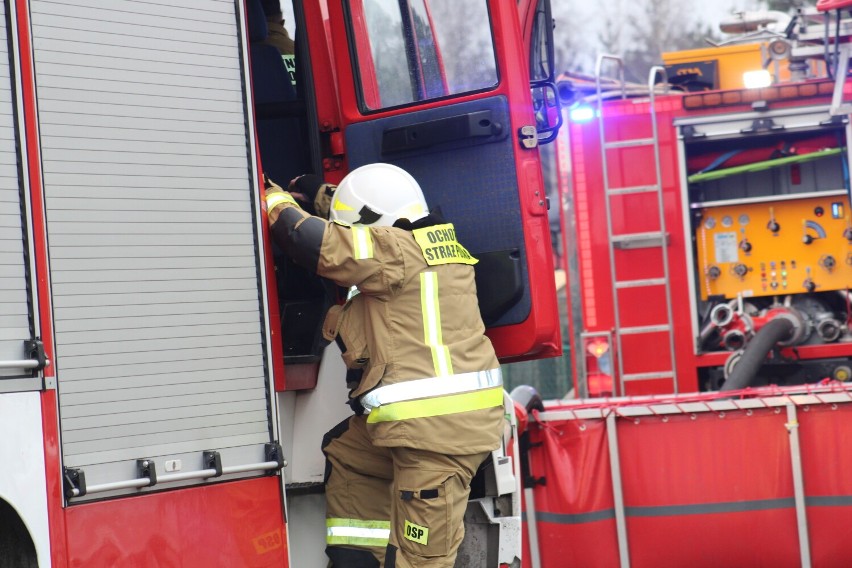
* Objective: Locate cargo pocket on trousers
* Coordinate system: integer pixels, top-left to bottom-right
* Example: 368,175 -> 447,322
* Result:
396,480 -> 450,558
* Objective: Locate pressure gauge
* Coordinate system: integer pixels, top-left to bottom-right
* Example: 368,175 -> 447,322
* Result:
704,216 -> 716,230
738,214 -> 750,226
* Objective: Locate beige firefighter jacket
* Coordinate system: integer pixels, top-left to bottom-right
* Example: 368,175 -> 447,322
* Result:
268,184 -> 503,455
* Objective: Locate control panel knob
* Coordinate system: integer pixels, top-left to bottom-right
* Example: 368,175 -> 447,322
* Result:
802,234 -> 814,245
767,220 -> 780,233
803,278 -> 816,293
844,227 -> 852,242
820,255 -> 837,271
706,265 -> 721,280
733,263 -> 748,278
739,239 -> 752,253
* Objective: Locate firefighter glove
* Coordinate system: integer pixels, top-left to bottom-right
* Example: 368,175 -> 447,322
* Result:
291,174 -> 326,202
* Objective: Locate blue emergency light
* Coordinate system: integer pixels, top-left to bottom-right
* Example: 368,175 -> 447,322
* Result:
569,105 -> 595,123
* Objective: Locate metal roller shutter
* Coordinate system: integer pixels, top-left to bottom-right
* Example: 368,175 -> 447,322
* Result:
30,0 -> 274,497
0,2 -> 37,389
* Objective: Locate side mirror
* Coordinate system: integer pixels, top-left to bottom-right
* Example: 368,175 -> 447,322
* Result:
532,82 -> 562,144
529,0 -> 562,144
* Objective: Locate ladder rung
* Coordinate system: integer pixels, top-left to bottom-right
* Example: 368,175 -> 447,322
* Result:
615,278 -> 667,289
623,371 -> 675,382
604,138 -> 655,149
619,324 -> 672,335
607,185 -> 660,196
611,231 -> 665,243
611,231 -> 669,250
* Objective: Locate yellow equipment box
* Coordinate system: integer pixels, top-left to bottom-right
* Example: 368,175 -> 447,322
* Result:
696,195 -> 852,299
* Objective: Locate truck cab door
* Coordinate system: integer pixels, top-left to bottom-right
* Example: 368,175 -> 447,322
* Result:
322,0 -> 560,361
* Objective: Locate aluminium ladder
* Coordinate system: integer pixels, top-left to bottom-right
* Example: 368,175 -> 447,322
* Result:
594,56 -> 678,395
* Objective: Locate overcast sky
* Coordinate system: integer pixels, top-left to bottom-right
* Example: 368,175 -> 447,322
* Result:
697,0 -> 760,26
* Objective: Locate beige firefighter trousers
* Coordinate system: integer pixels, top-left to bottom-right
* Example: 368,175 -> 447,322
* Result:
323,415 -> 488,568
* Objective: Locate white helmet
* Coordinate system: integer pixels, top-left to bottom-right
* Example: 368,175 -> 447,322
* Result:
330,163 -> 428,226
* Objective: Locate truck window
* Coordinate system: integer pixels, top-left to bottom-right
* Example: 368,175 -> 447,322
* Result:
353,0 -> 498,110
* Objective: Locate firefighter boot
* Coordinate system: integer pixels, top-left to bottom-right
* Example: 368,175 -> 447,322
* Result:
323,416 -> 394,566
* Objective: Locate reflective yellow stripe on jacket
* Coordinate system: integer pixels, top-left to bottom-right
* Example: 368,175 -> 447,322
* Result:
366,387 -> 504,423
326,518 -> 390,548
362,369 -> 503,423
352,226 -> 373,260
420,271 -> 453,376
265,191 -> 300,213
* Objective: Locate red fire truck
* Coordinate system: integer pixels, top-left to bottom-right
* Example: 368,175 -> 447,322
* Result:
512,3 -> 852,566
0,0 -> 561,566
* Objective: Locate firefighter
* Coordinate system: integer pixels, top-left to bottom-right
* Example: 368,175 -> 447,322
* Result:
259,0 -> 296,87
264,164 -> 504,568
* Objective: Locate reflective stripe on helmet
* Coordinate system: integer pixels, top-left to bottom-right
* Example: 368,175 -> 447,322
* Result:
326,518 -> 390,547
352,226 -> 374,260
333,199 -> 354,211
420,271 -> 453,377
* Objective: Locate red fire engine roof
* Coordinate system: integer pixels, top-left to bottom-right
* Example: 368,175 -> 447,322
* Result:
817,0 -> 852,11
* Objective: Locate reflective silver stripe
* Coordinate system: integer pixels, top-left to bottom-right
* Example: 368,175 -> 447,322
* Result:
352,226 -> 373,259
346,285 -> 360,300
327,526 -> 390,538
361,368 -> 502,411
326,518 -> 391,547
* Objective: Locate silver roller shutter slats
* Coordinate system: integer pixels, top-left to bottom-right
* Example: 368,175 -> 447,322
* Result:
30,0 -> 274,494
0,2 -> 35,384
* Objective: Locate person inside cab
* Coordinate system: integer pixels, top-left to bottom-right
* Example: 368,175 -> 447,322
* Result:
260,0 -> 296,87
264,164 -> 504,567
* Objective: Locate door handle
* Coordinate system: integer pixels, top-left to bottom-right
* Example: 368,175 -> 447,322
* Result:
381,110 -> 503,154
0,359 -> 41,370
0,339 -> 48,371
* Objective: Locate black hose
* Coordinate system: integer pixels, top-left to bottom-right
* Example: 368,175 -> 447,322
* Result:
720,317 -> 795,392
697,321 -> 717,350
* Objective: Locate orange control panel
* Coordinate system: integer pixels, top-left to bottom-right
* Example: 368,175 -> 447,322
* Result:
696,195 -> 852,300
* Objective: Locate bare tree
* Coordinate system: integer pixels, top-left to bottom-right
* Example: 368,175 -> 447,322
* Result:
623,0 -> 720,82
597,0 -> 627,58
551,2 -> 591,74
552,0 -> 721,81
765,0 -> 807,12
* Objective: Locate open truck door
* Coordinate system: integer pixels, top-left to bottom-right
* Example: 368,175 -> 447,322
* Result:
317,0 -> 560,362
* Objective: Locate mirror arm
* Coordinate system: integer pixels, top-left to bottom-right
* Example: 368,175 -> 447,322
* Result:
528,0 -> 561,144
532,80 -> 563,145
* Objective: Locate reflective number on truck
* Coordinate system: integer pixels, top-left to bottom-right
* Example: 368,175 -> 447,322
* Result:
252,529 -> 284,554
